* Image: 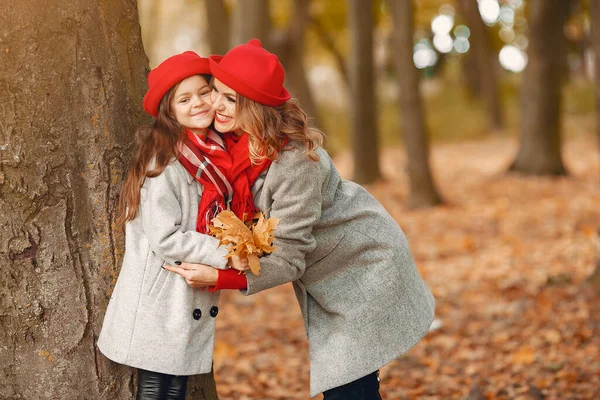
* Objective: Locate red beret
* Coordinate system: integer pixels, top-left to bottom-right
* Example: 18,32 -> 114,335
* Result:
208,39 -> 290,107
142,51 -> 210,117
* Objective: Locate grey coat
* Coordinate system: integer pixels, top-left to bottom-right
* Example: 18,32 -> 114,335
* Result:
97,160 -> 229,375
247,144 -> 435,396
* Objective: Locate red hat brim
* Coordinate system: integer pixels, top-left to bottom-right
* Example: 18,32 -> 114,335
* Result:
142,55 -> 210,117
209,55 -> 290,107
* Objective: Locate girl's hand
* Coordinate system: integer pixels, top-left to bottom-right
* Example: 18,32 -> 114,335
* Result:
163,262 -> 218,288
227,255 -> 250,271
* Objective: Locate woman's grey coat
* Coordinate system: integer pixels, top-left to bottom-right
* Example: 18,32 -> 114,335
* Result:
247,144 -> 435,397
97,161 -> 228,375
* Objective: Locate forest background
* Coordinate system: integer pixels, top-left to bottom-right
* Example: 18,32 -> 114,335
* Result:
1,0 -> 599,399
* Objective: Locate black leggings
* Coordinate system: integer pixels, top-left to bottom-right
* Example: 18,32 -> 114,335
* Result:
136,369 -> 188,400
323,370 -> 382,400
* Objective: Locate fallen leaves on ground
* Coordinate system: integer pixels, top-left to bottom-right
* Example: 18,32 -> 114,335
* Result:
213,133 -> 600,399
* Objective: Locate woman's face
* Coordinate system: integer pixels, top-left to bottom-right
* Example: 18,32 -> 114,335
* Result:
170,75 -> 214,136
210,78 -> 238,133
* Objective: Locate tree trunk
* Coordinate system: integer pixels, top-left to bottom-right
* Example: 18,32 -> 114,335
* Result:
590,0 -> 600,291
347,0 -> 382,183
459,0 -> 504,131
0,0 -> 146,398
0,1 -> 219,398
230,0 -> 270,47
280,0 -> 320,125
389,0 -> 443,207
593,0 -> 600,157
510,0 -> 569,175
204,0 -> 230,55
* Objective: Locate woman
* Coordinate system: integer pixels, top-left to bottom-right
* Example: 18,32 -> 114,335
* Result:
165,40 -> 436,399
97,51 -> 262,399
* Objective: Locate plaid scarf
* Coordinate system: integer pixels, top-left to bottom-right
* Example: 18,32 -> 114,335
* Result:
177,129 -> 271,233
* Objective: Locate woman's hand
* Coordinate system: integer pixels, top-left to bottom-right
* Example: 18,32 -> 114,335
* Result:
163,262 -> 219,288
227,255 -> 250,271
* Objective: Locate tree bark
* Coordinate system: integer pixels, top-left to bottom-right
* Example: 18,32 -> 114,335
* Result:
230,0 -> 271,47
0,1 -> 218,398
347,0 -> 382,183
389,0 -> 443,207
510,0 -> 569,175
204,0 -> 230,55
459,0 -> 504,131
0,0 -> 147,398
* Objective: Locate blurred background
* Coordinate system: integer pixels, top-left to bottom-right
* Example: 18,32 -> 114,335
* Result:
138,0 -> 593,157
136,1 -> 600,399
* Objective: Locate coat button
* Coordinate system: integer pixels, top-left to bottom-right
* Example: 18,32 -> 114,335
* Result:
192,308 -> 202,320
210,306 -> 219,317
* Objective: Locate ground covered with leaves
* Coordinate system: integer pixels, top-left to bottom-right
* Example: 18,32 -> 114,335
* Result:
213,134 -> 600,400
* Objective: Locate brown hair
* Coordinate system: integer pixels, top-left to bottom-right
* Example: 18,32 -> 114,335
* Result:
235,96 -> 324,163
116,83 -> 185,227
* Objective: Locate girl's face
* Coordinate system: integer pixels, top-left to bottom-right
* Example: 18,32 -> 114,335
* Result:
170,75 -> 214,136
210,78 -> 238,133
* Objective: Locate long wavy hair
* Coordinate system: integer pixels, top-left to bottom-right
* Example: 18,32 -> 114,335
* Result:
235,96 -> 324,164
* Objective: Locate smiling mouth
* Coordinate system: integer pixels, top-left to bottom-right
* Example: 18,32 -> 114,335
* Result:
215,112 -> 232,123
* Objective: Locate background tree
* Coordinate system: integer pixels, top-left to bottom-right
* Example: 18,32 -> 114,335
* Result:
458,0 -> 504,131
510,0 -> 570,175
589,0 -> 600,291
0,1 -> 218,398
347,0 -> 382,183
230,0 -> 271,47
203,0 -> 230,55
389,0 -> 442,207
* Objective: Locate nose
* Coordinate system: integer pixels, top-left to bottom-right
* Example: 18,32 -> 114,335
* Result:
211,92 -> 224,111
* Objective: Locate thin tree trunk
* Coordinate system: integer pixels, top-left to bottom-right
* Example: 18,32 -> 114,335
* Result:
0,0 -> 147,398
460,0 -> 503,131
510,0 -> 569,175
389,0 -> 442,207
593,0 -> 600,157
230,0 -> 270,47
347,0 -> 382,183
590,0 -> 600,290
204,0 -> 230,55
281,0 -> 320,125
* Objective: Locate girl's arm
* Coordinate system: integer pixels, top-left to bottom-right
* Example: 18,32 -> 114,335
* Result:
139,164 -> 229,269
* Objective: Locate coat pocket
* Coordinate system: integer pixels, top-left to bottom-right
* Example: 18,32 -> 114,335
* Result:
141,251 -> 168,299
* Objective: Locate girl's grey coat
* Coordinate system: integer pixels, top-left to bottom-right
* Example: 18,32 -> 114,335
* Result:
248,145 -> 435,397
97,161 -> 228,375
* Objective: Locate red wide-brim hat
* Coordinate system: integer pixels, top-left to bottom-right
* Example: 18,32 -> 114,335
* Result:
209,39 -> 290,107
142,51 -> 211,117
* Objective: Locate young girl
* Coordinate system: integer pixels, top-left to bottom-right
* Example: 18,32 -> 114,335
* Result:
165,40 -> 436,399
97,51 -> 265,399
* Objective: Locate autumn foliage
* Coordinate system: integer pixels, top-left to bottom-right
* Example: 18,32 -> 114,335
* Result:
208,210 -> 279,275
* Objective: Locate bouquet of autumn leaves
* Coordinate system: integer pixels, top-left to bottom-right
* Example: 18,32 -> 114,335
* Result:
207,210 -> 279,275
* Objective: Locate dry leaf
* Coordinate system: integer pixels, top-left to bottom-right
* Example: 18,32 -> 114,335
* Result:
208,210 -> 279,275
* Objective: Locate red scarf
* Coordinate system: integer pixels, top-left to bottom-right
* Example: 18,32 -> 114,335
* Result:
177,129 -> 271,233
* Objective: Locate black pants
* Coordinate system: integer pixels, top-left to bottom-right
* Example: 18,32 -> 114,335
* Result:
323,371 -> 382,400
136,369 -> 188,400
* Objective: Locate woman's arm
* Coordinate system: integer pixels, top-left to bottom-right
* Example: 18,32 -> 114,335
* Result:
243,148 -> 323,295
140,164 -> 228,269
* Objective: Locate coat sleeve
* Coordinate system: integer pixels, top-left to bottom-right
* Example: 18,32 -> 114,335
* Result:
244,149 -> 322,295
139,164 -> 228,269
